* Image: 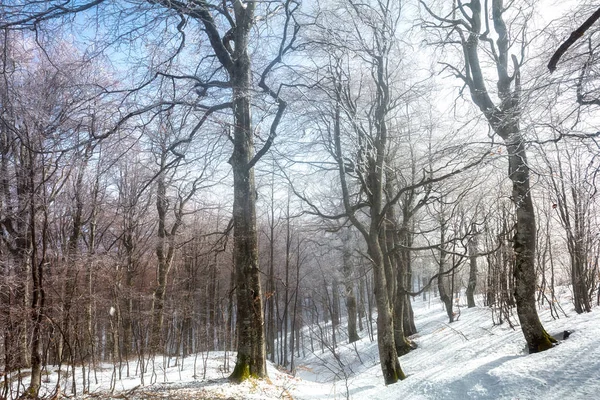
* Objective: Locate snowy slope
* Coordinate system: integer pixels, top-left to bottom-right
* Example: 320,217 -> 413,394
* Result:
290,291 -> 600,400
9,290 -> 600,399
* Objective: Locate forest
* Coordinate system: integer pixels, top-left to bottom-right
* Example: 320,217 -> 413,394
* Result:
1,0 -> 600,398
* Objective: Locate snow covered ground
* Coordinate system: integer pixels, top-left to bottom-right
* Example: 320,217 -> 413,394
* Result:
291,289 -> 600,400
7,289 -> 600,399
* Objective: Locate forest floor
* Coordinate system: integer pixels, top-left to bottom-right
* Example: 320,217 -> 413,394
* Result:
15,287 -> 600,399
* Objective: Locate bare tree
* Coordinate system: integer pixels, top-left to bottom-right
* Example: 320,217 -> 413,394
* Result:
306,0 -> 408,383
541,142 -> 599,313
0,32 -> 111,397
421,0 -> 556,352
1,0 -> 302,382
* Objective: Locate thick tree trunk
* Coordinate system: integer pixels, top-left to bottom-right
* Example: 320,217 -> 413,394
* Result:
397,225 -> 417,338
60,147 -> 90,363
571,252 -> 591,313
393,249 -> 416,353
368,237 -> 405,384
549,153 -> 593,314
229,18 -> 267,379
345,285 -> 360,343
507,140 -> 556,352
357,273 -> 365,332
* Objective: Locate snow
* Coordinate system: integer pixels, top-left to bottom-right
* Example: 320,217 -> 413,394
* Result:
289,292 -> 600,400
9,290 -> 600,399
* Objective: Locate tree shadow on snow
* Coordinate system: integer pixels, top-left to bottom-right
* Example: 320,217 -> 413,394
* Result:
427,355 -> 521,399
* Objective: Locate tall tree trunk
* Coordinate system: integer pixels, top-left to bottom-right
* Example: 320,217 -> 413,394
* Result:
266,173 -> 276,362
331,278 -> 340,329
546,146 -> 593,314
282,200 -> 291,367
290,236 -> 302,373
329,46 -> 405,382
60,146 -> 91,363
151,166 -> 171,353
229,4 -> 267,379
26,151 -> 46,399
357,272 -> 365,332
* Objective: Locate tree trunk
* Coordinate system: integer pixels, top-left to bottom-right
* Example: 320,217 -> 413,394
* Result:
342,238 -> 360,343
266,177 -> 276,362
331,278 -> 340,329
394,228 -> 416,353
507,140 -> 556,352
438,220 -> 454,323
402,296 -> 417,337
26,153 -> 45,399
290,237 -> 302,373
229,6 -> 267,379
282,200 -> 291,367
368,236 -> 405,384
466,230 -> 478,308
151,165 -> 172,352
397,222 -> 417,338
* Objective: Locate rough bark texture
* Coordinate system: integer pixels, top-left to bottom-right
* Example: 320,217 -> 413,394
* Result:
229,2 -> 267,380
59,150 -> 87,363
507,140 -> 556,352
369,236 -> 405,384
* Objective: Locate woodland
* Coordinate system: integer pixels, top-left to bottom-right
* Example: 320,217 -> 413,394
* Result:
1,0 -> 600,398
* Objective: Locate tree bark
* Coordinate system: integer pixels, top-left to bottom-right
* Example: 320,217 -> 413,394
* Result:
26,149 -> 46,399
507,139 -> 556,351
342,235 -> 360,343
397,221 -> 417,339
466,229 -> 478,308
438,219 -> 454,323
228,3 -> 267,380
